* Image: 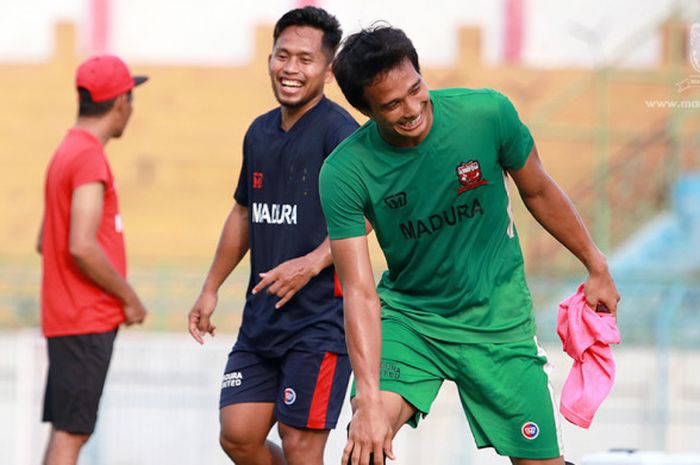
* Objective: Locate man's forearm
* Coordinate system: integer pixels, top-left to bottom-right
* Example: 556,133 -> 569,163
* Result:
70,241 -> 137,304
202,206 -> 250,293
345,290 -> 383,402
304,237 -> 333,276
523,181 -> 607,273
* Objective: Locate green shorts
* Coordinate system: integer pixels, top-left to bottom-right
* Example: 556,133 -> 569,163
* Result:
354,317 -> 563,460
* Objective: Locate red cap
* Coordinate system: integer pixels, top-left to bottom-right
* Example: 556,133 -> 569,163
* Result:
76,55 -> 148,102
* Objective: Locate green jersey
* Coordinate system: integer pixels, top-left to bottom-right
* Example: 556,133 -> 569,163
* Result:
319,89 -> 535,343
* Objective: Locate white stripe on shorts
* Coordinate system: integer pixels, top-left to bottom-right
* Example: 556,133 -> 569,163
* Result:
534,335 -> 564,456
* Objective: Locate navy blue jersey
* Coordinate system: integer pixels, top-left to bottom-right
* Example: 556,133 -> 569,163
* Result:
233,97 -> 358,357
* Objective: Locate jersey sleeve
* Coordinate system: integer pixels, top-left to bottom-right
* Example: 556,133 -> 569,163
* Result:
497,93 -> 534,171
319,160 -> 367,240
233,132 -> 250,205
70,148 -> 109,190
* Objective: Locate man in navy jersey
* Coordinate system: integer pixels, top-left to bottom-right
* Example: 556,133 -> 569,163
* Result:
187,6 -> 358,465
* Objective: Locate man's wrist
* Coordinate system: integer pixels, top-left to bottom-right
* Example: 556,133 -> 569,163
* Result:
584,250 -> 609,275
201,276 -> 222,295
304,250 -> 326,276
353,389 -> 382,407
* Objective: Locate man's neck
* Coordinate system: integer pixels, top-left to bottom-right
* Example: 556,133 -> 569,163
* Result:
279,94 -> 324,132
74,117 -> 111,146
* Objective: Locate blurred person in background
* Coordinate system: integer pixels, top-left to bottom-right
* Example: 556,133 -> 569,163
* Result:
187,7 -> 358,465
37,54 -> 148,465
320,25 -> 620,465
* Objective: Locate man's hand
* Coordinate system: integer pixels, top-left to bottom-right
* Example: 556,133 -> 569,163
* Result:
188,291 -> 217,344
584,265 -> 620,316
252,256 -> 318,309
342,399 -> 395,465
123,294 -> 147,326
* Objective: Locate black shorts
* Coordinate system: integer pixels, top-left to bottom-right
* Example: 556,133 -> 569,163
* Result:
219,348 -> 351,430
42,329 -> 118,435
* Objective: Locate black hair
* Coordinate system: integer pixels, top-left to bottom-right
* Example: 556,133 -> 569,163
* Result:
78,87 -> 116,116
273,6 -> 342,60
333,24 -> 420,113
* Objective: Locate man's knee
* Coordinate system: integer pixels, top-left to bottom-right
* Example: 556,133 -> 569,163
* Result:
220,429 -> 258,460
278,424 -> 327,465
219,403 -> 276,461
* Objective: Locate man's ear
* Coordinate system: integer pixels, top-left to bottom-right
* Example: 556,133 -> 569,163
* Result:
114,93 -> 128,110
111,93 -> 131,120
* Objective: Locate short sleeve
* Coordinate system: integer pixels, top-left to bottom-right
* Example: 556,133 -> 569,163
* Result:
233,133 -> 250,205
497,93 -> 534,171
319,160 -> 367,240
70,148 -> 109,190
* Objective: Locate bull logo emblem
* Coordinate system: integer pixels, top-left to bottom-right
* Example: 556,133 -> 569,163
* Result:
456,160 -> 488,195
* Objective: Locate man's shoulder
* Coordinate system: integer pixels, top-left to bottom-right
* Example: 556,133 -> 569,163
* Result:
324,120 -> 373,166
50,130 -> 105,168
248,107 -> 280,133
432,88 -> 513,119
319,97 -> 357,125
432,87 -> 504,101
304,98 -> 359,141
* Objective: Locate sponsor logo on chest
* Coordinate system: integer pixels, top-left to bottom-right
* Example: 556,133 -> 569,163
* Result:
251,202 -> 298,225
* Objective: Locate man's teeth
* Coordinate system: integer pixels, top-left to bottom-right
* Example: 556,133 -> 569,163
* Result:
281,79 -> 302,87
401,115 -> 421,128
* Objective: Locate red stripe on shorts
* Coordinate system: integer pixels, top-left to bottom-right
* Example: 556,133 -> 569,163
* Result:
307,352 -> 338,429
333,272 -> 343,297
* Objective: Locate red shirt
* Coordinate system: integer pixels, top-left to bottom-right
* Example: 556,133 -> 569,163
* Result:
41,128 -> 126,337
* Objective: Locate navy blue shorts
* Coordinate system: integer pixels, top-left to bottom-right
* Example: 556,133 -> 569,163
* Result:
219,349 -> 351,430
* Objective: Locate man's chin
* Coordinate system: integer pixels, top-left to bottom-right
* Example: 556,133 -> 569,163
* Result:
276,97 -> 308,110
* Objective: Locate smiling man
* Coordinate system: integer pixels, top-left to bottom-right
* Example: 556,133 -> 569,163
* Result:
319,25 -> 620,465
187,7 -> 358,465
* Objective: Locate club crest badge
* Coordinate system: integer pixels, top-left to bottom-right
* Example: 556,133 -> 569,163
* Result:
456,160 -> 488,194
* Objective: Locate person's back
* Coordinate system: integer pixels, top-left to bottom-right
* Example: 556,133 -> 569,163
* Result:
187,7 -> 358,465
38,54 -> 148,465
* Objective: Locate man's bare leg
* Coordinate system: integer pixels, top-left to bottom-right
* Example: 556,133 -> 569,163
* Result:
43,428 -> 89,465
278,422 -> 330,465
220,402 -> 285,465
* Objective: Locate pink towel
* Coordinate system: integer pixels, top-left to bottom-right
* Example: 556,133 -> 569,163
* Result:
557,284 -> 620,428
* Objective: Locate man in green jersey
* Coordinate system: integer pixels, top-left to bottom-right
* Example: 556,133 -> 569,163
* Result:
318,25 -> 620,465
